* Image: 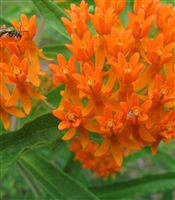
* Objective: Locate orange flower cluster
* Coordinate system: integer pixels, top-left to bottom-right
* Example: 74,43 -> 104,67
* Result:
69,137 -> 122,180
51,0 -> 175,177
0,14 -> 50,130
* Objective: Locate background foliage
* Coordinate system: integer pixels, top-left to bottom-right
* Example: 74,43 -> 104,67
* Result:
0,0 -> 175,200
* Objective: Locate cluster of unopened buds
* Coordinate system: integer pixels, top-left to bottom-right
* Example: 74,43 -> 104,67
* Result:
1,0 -> 175,179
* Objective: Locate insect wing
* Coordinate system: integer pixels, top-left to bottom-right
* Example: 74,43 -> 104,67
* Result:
0,27 -> 13,32
0,27 -> 21,39
0,27 -> 13,37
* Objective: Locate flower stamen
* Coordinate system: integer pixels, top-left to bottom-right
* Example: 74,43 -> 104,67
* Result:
165,124 -> 174,133
134,109 -> 139,116
68,113 -> 75,121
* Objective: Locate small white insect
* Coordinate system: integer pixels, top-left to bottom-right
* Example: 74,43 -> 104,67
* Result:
127,110 -> 133,118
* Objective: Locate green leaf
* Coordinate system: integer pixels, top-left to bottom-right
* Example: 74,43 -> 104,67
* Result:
0,113 -> 61,168
162,189 -> 174,200
90,172 -> 175,199
124,147 -> 175,170
0,17 -> 12,27
19,151 -> 99,200
41,43 -> 72,60
31,0 -> 70,42
152,149 -> 175,170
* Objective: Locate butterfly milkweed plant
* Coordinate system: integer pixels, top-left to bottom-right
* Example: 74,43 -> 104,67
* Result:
0,0 -> 175,199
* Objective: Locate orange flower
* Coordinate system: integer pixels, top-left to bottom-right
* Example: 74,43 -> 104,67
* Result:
52,100 -> 100,148
0,72 -> 10,100
156,3 -> 175,32
111,52 -> 144,101
145,34 -> 175,67
49,0 -> 175,178
0,96 -> 25,130
9,14 -> 52,86
61,15 -> 88,38
127,9 -> 155,39
49,54 -> 76,85
0,42 -> 11,64
94,105 -> 140,166
12,14 -> 36,39
66,30 -> 98,62
73,62 -> 105,115
114,52 -> 144,84
153,74 -> 175,107
61,0 -> 89,37
104,28 -> 134,59
156,3 -> 175,45
73,62 -> 103,96
65,0 -> 89,23
145,74 -> 175,130
70,137 -> 121,180
89,7 -> 116,35
134,0 -> 159,18
120,93 -> 155,147
158,110 -> 175,139
107,52 -> 143,102
151,110 -> 175,155
134,34 -> 175,98
49,54 -> 81,109
94,0 -> 126,15
2,55 -> 46,115
2,55 -> 28,84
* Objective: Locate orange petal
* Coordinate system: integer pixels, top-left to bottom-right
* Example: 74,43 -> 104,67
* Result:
78,126 -> 89,148
105,67 -> 117,93
141,100 -> 152,113
118,135 -> 141,150
52,109 -> 65,119
95,38 -> 105,69
57,87 -> 69,110
94,137 -> 110,156
4,106 -> 26,118
82,99 -> 94,117
101,92 -> 120,112
83,119 -> 101,133
5,86 -> 19,107
19,88 -> 31,115
62,128 -> 76,140
27,63 -> 40,87
139,125 -> 156,142
58,121 -> 72,130
26,85 -> 46,99
151,140 -> 160,156
120,102 -> 129,114
0,108 -> 10,130
148,77 -> 155,99
110,139 -> 123,166
0,80 -> 10,99
131,92 -> 139,107
27,42 -> 41,72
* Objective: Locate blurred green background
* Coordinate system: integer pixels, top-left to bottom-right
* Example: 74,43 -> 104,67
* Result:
0,0 -> 175,199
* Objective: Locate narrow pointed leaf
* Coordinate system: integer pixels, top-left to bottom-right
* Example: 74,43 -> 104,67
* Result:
31,0 -> 70,42
90,172 -> 175,199
20,151 -> 99,200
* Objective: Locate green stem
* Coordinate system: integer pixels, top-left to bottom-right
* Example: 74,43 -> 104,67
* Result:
42,99 -> 56,111
34,17 -> 45,44
16,161 -> 41,197
10,116 -> 19,131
